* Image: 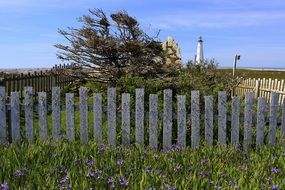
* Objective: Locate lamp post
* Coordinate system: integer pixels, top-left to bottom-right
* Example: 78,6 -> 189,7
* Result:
232,54 -> 241,96
232,54 -> 241,78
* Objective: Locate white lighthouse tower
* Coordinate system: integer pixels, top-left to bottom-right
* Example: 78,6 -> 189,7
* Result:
195,36 -> 204,64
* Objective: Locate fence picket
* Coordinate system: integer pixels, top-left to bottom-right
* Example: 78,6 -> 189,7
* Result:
163,89 -> 172,150
38,92 -> 48,140
66,93 -> 75,141
122,93 -> 130,146
11,92 -> 20,142
52,87 -> 61,141
191,91 -> 200,148
135,89 -> 144,146
281,98 -> 285,146
0,87 -> 6,142
268,92 -> 279,147
24,87 -> 33,142
256,97 -> 267,147
218,91 -> 227,146
177,95 -> 186,148
231,96 -> 240,146
149,94 -> 158,149
244,92 -> 253,151
79,87 -> 88,143
107,88 -> 116,147
205,96 -> 213,146
93,93 -> 102,143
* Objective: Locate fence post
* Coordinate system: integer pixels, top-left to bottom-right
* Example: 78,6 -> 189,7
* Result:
52,87 -> 61,141
177,95 -> 186,148
93,93 -> 102,143
205,96 -> 213,146
11,92 -> 20,142
254,79 -> 260,99
244,92 -> 254,151
0,87 -> 6,142
163,89 -> 172,150
231,96 -> 240,146
191,91 -> 200,149
256,97 -> 267,147
268,92 -> 279,147
38,92 -> 48,141
107,88 -> 116,147
122,93 -> 130,146
24,87 -> 34,142
149,94 -> 158,149
281,98 -> 285,147
218,91 -> 227,146
135,88 -> 144,146
66,93 -> 75,141
79,87 -> 88,143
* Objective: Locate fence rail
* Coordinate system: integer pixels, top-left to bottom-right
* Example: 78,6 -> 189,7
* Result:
0,63 -> 77,97
0,86 -> 285,151
235,77 -> 285,105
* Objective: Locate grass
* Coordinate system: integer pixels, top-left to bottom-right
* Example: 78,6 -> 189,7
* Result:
218,69 -> 285,80
0,141 -> 285,189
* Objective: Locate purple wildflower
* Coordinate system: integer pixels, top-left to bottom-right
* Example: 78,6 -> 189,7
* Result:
208,180 -> 214,184
97,145 -> 106,155
116,159 -> 124,166
228,179 -> 237,186
171,144 -> 181,151
200,159 -> 208,165
156,168 -> 162,174
0,183 -> 8,190
272,185 -> 280,190
239,165 -> 248,171
59,175 -> 69,185
215,185 -> 222,190
244,158 -> 253,163
85,159 -> 94,168
188,166 -> 194,171
144,167 -> 151,174
107,177 -> 114,185
236,143 -> 242,149
13,169 -> 26,177
174,165 -> 181,172
86,172 -> 95,178
119,178 -> 129,187
271,167 -> 280,174
199,171 -> 208,178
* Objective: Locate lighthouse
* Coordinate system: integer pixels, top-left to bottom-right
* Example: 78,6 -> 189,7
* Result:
195,36 -> 204,64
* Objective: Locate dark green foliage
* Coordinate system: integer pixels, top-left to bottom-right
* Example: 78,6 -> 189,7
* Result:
55,9 -> 179,85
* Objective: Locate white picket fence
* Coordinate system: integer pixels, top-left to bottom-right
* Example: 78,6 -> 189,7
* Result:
235,78 -> 285,105
0,86 -> 285,151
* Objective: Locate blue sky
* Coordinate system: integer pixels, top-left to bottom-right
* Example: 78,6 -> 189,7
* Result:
0,0 -> 285,68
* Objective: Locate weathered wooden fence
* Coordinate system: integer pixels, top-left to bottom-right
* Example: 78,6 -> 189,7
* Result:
0,63 -> 77,97
0,86 -> 285,151
235,78 -> 285,105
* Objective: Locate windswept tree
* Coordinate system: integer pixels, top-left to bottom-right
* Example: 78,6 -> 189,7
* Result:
55,9 -> 179,85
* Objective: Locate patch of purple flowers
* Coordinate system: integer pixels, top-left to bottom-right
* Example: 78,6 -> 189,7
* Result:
13,169 -> 27,178
174,165 -> 182,172
119,177 -> 129,187
272,185 -> 280,190
0,183 -> 8,190
85,159 -> 94,168
116,159 -> 124,166
271,167 -> 280,174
